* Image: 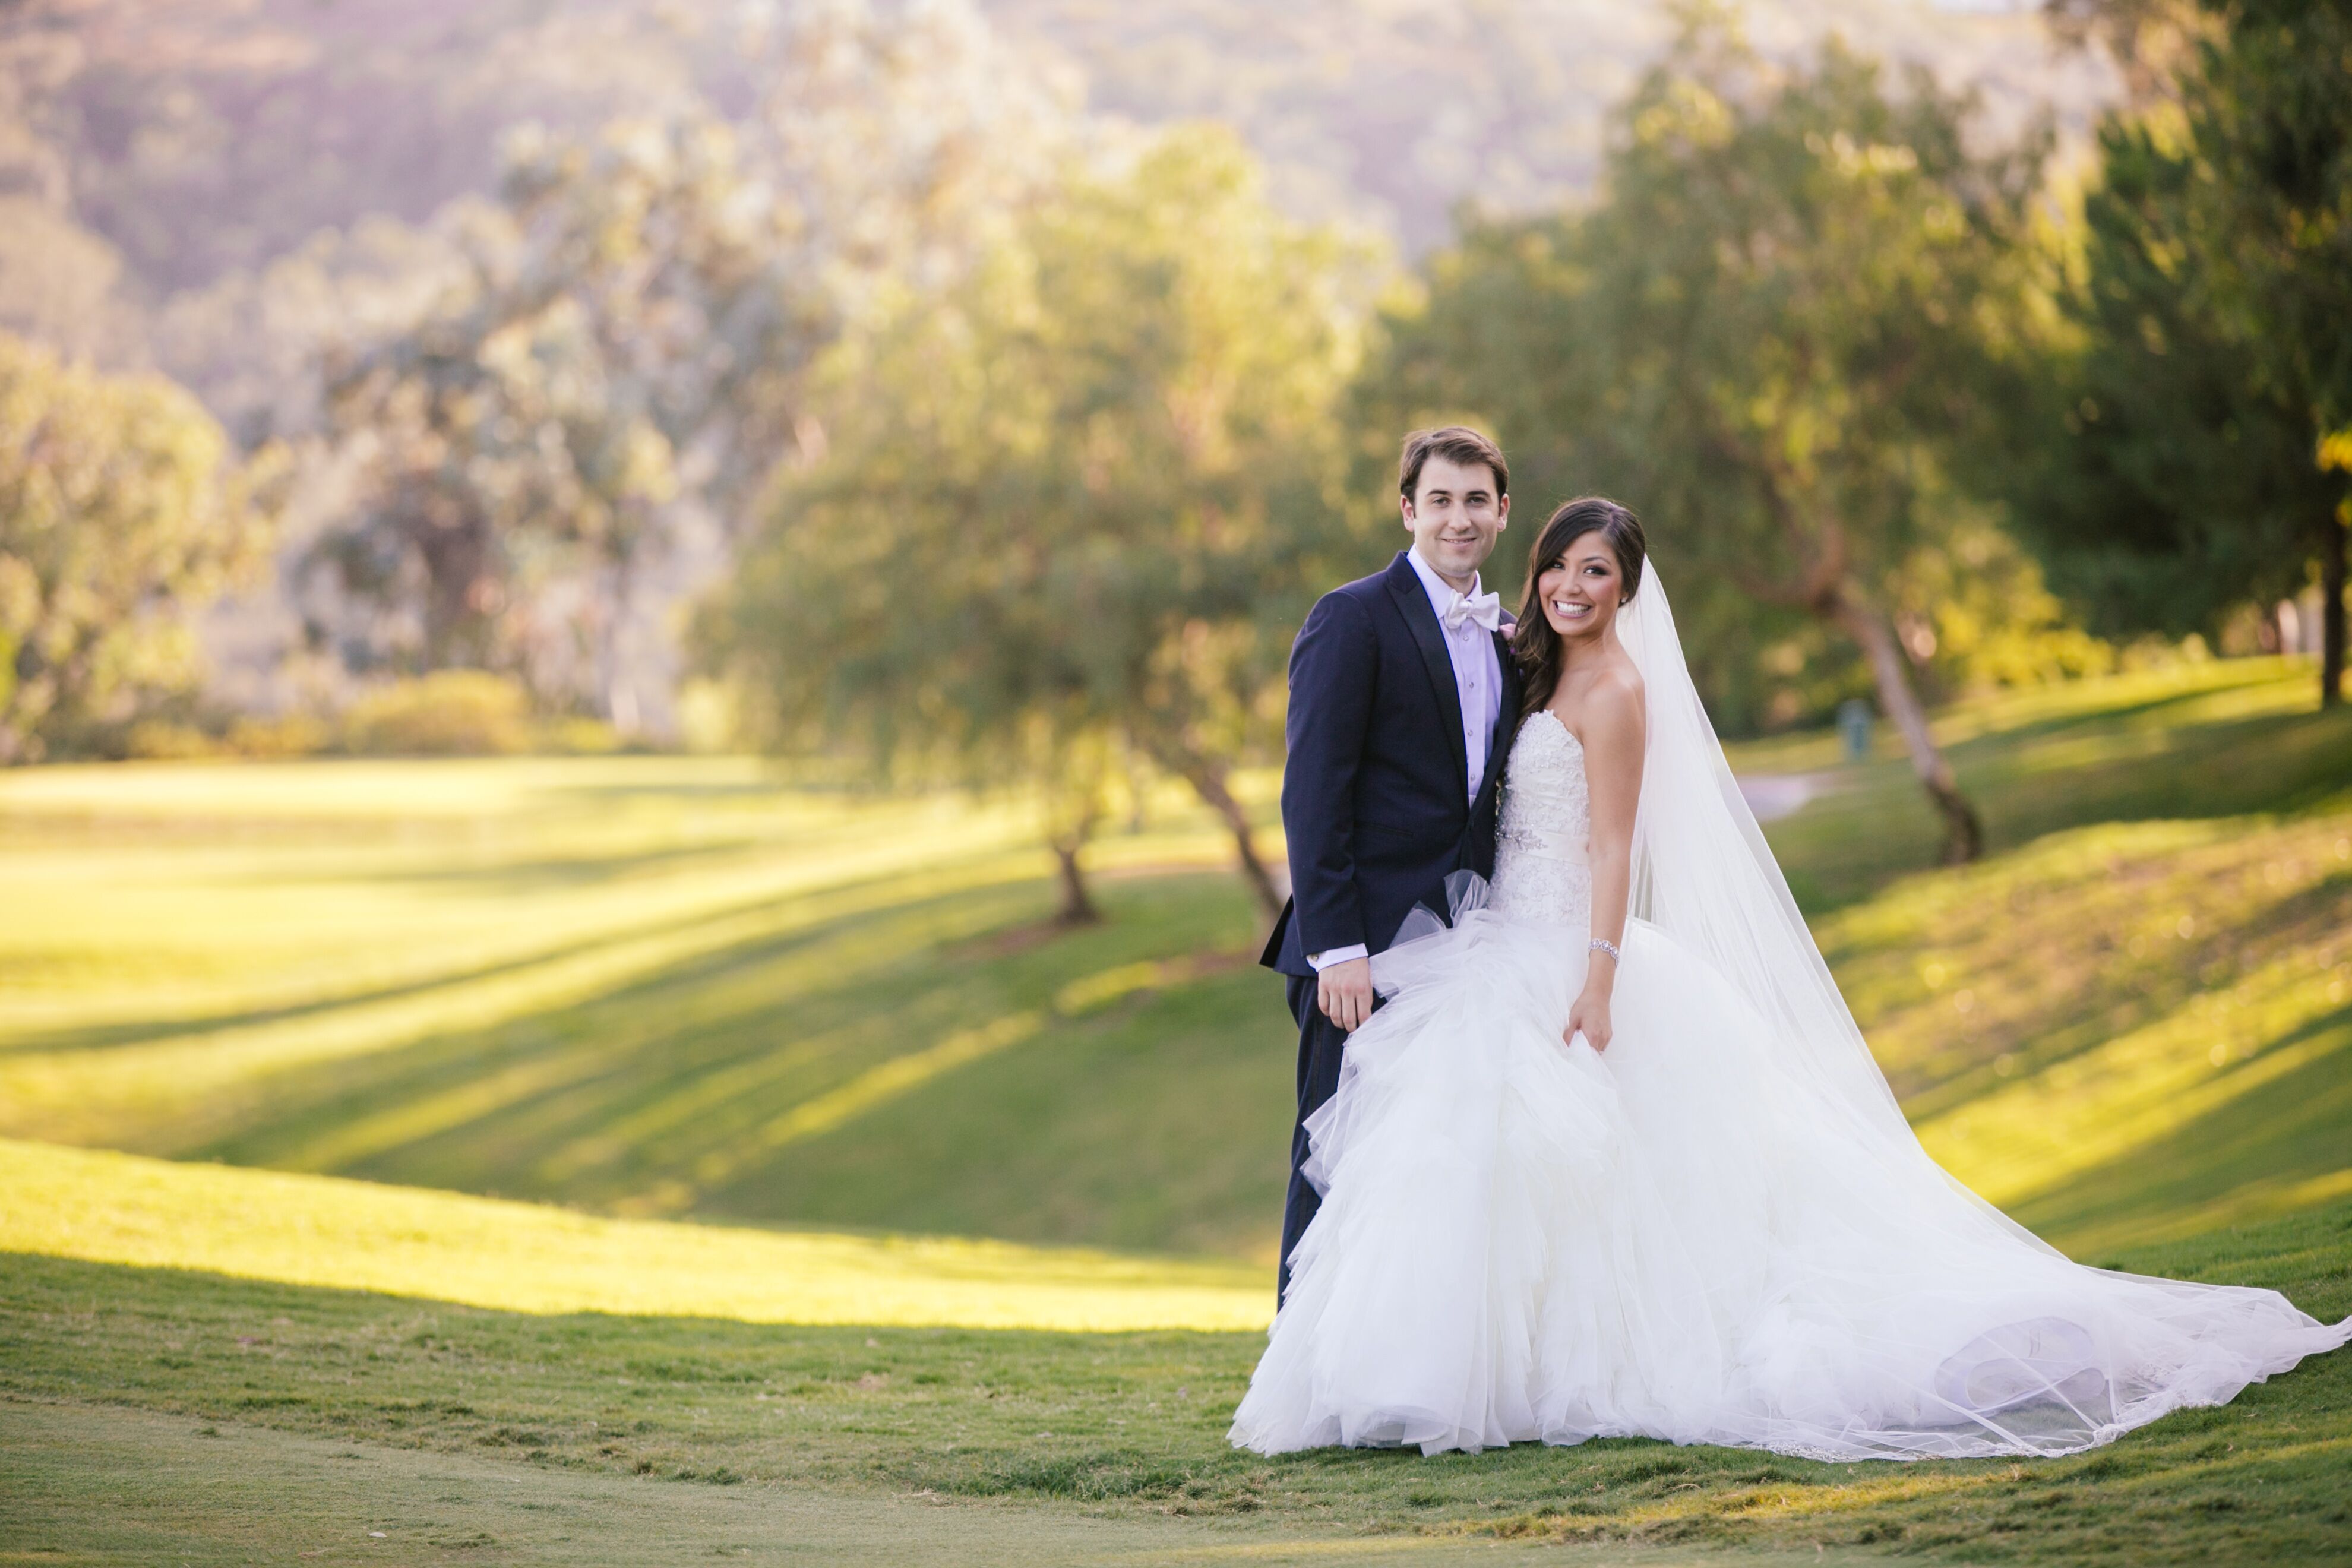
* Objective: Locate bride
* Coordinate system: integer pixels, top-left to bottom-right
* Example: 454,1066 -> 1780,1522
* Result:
1229,497 -> 2351,1462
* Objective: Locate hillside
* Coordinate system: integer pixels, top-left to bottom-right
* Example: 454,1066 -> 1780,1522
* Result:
0,1137 -> 1266,1331
988,0 -> 2116,252
2,0 -> 2112,381
2,656 -> 2344,1267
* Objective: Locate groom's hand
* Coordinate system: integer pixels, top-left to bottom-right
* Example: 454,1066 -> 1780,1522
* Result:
1319,957 -> 1375,1032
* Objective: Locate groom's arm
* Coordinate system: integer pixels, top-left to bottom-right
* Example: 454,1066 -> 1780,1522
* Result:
1282,590 -> 1378,967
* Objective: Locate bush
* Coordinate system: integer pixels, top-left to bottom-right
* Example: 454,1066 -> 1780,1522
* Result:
542,716 -> 624,755
342,672 -> 532,756
123,720 -> 225,760
226,713 -> 334,758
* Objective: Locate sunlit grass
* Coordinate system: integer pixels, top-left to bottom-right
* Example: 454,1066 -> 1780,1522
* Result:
1,657 -> 2347,1269
0,1137 -> 1269,1332
4,1200 -> 2345,1565
1738,655 -> 2352,911
1818,811 -> 2352,1254
4,659 -> 2352,1564
0,758 -> 1287,1257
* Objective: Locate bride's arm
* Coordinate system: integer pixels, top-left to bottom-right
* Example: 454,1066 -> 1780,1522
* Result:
1566,674 -> 1646,1052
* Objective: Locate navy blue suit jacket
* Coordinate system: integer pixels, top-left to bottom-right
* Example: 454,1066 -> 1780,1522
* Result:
1260,551 -> 1520,978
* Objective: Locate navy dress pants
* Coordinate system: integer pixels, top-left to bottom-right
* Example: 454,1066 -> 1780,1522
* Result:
1276,972 -> 1381,1304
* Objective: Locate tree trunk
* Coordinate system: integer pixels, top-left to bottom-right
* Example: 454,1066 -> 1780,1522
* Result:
1041,753 -> 1107,926
1048,836 -> 1101,925
2322,511 -> 2346,710
1187,759 -> 1285,922
1140,734 -> 1284,921
1832,596 -> 1984,864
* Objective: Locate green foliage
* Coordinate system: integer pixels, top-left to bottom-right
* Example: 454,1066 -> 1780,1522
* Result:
340,671 -> 535,757
318,185 -> 684,694
2022,0 -> 2352,703
5,1198 -> 2348,1562
0,332 -> 281,763
705,125 -> 1375,915
1370,18 -> 2069,744
292,8 -> 1064,727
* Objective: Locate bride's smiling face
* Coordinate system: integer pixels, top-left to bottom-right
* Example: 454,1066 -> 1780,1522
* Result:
1537,535 -> 1627,644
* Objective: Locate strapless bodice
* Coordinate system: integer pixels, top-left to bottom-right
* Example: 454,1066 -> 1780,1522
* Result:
1488,709 -> 1592,930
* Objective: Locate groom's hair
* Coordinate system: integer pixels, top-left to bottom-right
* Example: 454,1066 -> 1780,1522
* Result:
1398,426 -> 1508,502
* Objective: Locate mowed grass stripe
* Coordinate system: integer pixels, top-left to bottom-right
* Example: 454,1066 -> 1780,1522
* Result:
0,761 -> 1036,1037
4,1204 -> 2346,1566
0,1137 -> 1272,1332
1818,808 -> 2352,1254
1750,655 -> 2352,911
2,661 -> 2348,1267
0,849 -> 1054,1149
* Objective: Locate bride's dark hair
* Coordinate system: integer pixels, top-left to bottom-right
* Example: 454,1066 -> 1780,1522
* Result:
1511,497 -> 1647,723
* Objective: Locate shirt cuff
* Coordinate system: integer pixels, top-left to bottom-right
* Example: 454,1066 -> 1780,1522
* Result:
1306,943 -> 1369,971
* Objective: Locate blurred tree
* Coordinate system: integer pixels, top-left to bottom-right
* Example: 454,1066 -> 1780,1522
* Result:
703,127 -> 1374,922
2024,0 -> 2351,707
2044,0 -> 2212,102
0,333 -> 283,761
322,274 -> 680,704
1373,18 -> 2051,862
318,119 -> 763,712
310,2 -> 1066,728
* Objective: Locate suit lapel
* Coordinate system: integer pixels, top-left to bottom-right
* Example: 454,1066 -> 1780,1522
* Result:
1482,622 -> 1519,796
1471,620 -> 1519,826
1383,552 -> 1469,807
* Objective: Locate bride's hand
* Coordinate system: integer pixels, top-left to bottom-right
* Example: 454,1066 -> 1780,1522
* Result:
1566,987 -> 1612,1054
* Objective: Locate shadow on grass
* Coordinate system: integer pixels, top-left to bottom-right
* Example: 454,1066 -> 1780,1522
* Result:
154,869 -> 1286,1260
0,856 -> 1022,1060
1772,703 -> 2352,913
4,1212 -> 2347,1566
222,834 -> 767,894
184,875 -> 1066,1164
2012,1003 -> 2352,1257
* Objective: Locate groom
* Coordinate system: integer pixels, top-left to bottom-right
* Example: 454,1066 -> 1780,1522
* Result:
1259,426 -> 1519,1300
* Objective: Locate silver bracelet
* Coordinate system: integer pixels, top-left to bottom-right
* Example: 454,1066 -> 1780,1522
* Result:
1588,936 -> 1621,962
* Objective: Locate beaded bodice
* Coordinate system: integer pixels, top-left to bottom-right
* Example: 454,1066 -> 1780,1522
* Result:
1488,709 -> 1592,931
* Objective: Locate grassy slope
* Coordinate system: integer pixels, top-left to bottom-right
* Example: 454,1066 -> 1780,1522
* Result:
0,757 -> 1292,1262
5,656 -> 2352,1563
1741,656 -> 2351,912
4,1200 -> 2346,1565
0,1137 -> 1266,1332
2,659 -> 2350,1266
1826,813 -> 2352,1254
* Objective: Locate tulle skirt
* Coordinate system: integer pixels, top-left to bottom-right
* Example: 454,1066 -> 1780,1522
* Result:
1229,903 -> 2351,1461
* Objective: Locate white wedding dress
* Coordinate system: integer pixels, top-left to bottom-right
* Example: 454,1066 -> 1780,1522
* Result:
1231,576 -> 2350,1463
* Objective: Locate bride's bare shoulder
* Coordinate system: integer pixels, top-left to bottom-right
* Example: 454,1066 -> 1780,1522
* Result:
1575,660 -> 1646,764
1589,655 -> 1645,726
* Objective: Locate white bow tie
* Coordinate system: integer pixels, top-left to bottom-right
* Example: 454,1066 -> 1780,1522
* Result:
1441,587 -> 1503,634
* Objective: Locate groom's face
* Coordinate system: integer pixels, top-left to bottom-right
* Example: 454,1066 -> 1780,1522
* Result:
1401,456 -> 1509,584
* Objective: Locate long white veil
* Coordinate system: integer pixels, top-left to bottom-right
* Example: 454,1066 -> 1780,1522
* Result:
1242,565 -> 2348,1462
1616,568 -> 2066,1258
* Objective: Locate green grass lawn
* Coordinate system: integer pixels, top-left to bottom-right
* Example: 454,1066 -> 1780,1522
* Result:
2,657 -> 2345,1265
1741,655 -> 2352,912
0,755 -> 1295,1262
5,655 -> 2352,1563
4,1201 -> 2347,1564
0,1137 -> 1269,1333
5,1402 -> 1637,1568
